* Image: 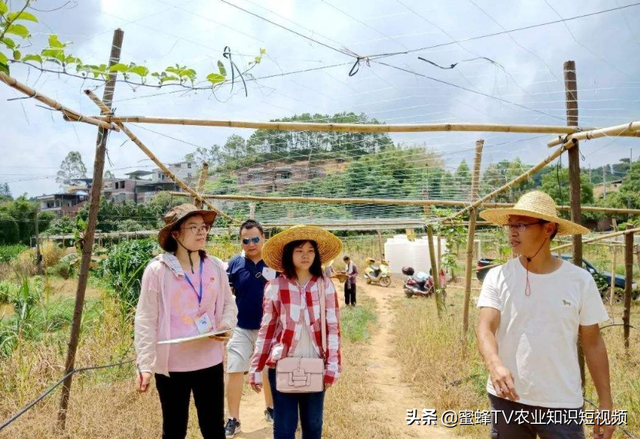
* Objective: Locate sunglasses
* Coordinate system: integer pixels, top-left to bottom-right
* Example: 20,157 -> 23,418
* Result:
242,237 -> 261,245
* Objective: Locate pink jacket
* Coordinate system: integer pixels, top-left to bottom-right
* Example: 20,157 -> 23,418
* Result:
134,253 -> 237,376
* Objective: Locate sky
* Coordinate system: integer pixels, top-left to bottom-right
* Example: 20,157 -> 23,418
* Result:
1,0 -> 640,199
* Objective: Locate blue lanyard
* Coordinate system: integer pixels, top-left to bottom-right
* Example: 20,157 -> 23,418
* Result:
184,258 -> 204,305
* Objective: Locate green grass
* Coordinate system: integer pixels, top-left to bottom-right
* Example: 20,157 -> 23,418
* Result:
339,297 -> 377,343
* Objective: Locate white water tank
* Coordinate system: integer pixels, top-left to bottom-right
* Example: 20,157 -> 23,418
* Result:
384,235 -> 447,275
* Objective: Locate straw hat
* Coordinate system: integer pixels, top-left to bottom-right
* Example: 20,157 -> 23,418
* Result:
262,225 -> 343,273
479,191 -> 589,236
158,203 -> 217,251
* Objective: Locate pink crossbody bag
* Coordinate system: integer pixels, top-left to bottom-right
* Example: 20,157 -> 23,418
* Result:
275,278 -> 327,393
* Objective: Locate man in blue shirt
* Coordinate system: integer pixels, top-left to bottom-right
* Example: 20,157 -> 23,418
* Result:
225,220 -> 276,437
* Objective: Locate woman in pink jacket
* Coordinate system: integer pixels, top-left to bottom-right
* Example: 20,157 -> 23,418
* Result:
134,204 -> 237,439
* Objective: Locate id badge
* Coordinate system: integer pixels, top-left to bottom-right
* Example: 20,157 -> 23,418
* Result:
195,312 -> 214,334
262,267 -> 277,281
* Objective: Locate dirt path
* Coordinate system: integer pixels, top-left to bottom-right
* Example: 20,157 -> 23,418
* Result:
360,282 -> 454,438
228,282 -> 455,439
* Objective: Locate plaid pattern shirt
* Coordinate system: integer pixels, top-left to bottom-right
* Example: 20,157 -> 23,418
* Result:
250,274 -> 342,386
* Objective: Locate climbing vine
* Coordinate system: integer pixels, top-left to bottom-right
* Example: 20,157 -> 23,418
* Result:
0,1 -> 264,90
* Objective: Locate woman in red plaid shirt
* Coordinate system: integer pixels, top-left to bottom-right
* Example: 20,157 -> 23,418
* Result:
249,225 -> 343,439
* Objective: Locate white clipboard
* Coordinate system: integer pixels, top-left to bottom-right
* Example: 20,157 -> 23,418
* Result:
157,329 -> 232,345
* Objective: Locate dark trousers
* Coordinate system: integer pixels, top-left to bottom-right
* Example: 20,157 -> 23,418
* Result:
268,368 -> 325,439
155,363 -> 225,439
344,282 -> 356,306
489,394 -> 585,439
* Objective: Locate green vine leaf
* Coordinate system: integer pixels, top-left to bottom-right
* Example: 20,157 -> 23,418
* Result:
1,37 -> 16,49
12,49 -> 20,60
6,11 -> 38,22
5,24 -> 30,38
109,63 -> 128,73
217,60 -> 226,77
160,75 -> 180,83
206,73 -> 225,84
0,51 -> 8,65
260,48 -> 266,55
0,1 -> 7,16
22,53 -> 42,64
128,65 -> 149,77
48,34 -> 66,49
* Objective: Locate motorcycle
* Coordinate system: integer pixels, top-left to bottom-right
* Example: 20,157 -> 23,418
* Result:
402,266 -> 434,298
363,258 -> 392,287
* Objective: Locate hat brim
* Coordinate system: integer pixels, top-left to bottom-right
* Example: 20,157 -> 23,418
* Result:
479,208 -> 589,236
262,226 -> 343,273
158,210 -> 217,251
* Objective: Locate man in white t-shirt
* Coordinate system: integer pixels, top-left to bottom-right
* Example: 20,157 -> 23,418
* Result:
476,191 -> 615,439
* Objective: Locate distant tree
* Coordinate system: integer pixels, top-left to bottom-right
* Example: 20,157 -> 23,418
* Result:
56,151 -> 87,191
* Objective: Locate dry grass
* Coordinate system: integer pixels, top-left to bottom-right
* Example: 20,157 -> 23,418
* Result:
0,280 -> 394,439
391,281 -> 640,439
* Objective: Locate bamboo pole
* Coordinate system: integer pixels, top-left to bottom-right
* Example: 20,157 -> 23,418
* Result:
610,219 -> 618,307
92,116 -> 631,136
565,61 -> 583,269
194,162 -> 209,208
564,60 -> 585,391
443,140 -> 577,221
168,191 -> 640,214
58,29 -> 124,431
0,72 -> 118,132
463,140 -> 483,339
552,227 -> 640,251
84,90 -> 237,224
427,225 -> 444,318
624,224 -> 633,354
548,121 -> 640,147
377,230 -> 384,260
611,246 -> 618,307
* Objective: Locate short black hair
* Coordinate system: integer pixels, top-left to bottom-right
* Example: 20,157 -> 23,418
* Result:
343,256 -> 350,261
281,240 -> 323,279
240,219 -> 264,235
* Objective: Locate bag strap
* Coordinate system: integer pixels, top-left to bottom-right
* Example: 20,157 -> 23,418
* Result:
318,276 -> 327,359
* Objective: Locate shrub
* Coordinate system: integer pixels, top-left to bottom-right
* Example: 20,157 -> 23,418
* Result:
99,239 -> 158,314
48,253 -> 81,279
40,241 -> 64,268
0,280 -> 18,304
0,244 -> 28,263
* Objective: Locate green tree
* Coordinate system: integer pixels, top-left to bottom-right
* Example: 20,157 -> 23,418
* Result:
540,168 -> 594,215
0,212 -> 19,244
56,151 -> 87,191
0,183 -> 11,202
0,196 -> 54,244
454,160 -> 471,200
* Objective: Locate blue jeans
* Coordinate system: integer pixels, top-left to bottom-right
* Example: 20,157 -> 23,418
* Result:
268,368 -> 325,439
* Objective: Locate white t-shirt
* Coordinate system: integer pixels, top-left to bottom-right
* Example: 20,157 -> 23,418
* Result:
292,280 -> 321,359
477,258 -> 609,408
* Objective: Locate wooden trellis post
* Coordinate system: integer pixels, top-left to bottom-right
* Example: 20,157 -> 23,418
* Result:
462,140 -> 484,339
610,219 -> 618,307
194,162 -> 209,208
58,28 -> 124,430
427,224 -> 444,318
564,60 -> 586,390
624,224 -> 633,354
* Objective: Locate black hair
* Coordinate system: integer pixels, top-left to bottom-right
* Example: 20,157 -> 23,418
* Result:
281,240 -> 323,280
343,256 -> 350,261
240,219 -> 264,236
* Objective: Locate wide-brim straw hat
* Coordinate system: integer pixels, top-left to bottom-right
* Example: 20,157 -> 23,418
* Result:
262,225 -> 343,273
479,191 -> 589,236
158,203 -> 217,251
